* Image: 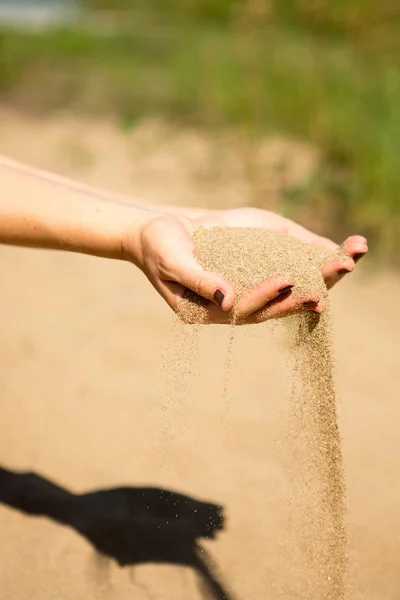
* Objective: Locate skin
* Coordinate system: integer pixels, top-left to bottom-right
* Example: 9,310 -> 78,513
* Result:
0,154 -> 368,325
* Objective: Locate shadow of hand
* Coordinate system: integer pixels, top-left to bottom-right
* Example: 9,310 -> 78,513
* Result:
0,466 -> 232,600
72,486 -> 224,565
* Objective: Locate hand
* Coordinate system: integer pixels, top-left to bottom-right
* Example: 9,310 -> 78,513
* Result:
124,212 -> 236,317
124,208 -> 368,325
192,207 -> 368,323
125,212 -> 302,323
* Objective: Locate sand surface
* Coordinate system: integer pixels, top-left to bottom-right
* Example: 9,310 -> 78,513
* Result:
0,112 -> 399,599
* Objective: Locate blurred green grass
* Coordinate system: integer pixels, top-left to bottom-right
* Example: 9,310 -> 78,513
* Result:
0,0 -> 399,258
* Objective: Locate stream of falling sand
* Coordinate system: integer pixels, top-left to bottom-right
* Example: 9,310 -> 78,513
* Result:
172,227 -> 348,599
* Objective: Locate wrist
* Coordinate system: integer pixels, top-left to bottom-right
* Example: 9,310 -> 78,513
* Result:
118,205 -> 165,267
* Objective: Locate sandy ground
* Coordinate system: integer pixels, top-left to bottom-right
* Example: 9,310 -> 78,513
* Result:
0,112 -> 399,599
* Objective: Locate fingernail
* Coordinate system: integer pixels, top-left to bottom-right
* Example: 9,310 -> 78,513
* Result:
353,252 -> 366,263
338,268 -> 350,275
214,289 -> 225,306
278,284 -> 294,295
303,300 -> 318,307
267,288 -> 292,308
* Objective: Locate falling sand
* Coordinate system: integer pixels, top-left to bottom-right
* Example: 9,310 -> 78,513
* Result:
176,227 -> 348,599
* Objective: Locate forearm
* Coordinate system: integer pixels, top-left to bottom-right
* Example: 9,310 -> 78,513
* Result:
0,155 -> 213,260
0,155 -> 154,261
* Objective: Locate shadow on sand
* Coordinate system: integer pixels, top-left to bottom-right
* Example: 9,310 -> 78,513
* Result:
0,465 -> 234,600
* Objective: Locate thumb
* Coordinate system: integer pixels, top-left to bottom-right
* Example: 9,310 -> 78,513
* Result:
169,256 -> 234,311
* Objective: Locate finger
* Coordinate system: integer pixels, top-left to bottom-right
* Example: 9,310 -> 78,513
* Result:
157,278 -> 226,324
234,276 -> 294,320
322,256 -> 355,290
208,283 -> 323,324
162,248 -> 235,310
168,265 -> 234,311
340,235 -> 368,261
323,235 -> 368,289
180,288 -> 325,325
240,293 -> 325,325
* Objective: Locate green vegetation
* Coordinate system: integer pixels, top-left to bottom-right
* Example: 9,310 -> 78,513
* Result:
0,1 -> 399,258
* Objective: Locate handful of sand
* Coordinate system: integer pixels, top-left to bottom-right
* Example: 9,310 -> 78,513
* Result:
178,227 -> 334,324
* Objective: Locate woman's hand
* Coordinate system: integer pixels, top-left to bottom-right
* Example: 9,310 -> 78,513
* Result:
123,207 -> 368,325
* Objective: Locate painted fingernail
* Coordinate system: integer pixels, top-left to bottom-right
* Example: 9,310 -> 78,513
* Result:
278,284 -> 294,295
338,268 -> 350,275
353,252 -> 366,263
303,300 -> 318,307
267,288 -> 292,308
214,289 -> 225,306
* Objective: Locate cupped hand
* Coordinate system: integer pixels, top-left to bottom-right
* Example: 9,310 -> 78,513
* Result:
193,207 -> 368,323
126,212 -> 295,323
125,208 -> 367,325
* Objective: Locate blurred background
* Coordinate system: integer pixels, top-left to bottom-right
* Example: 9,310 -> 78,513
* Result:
0,0 -> 399,258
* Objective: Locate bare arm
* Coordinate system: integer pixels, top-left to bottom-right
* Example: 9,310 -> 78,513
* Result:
0,154 -> 237,314
0,154 -> 367,323
0,154 -> 155,262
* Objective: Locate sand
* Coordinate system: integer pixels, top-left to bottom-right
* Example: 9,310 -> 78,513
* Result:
179,227 -> 331,324
177,227 -> 347,599
0,112 -> 399,600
